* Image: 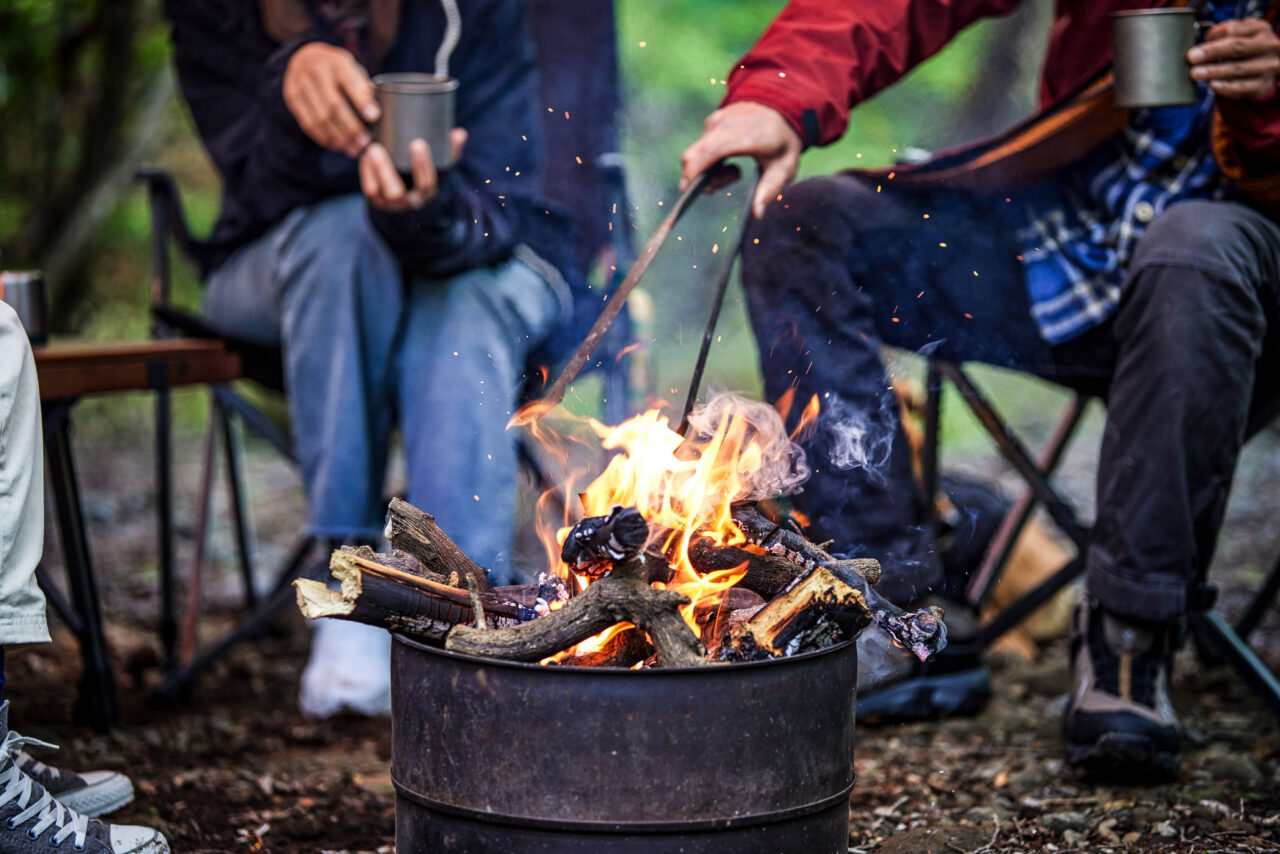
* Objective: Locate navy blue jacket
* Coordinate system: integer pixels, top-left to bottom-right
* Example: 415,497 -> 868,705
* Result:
166,0 -> 575,282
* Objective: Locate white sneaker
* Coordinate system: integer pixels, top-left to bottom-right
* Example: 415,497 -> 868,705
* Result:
13,748 -> 134,818
299,619 -> 392,719
0,703 -> 167,853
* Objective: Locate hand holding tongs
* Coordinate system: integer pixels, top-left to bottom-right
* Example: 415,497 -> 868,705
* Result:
510,161 -> 760,431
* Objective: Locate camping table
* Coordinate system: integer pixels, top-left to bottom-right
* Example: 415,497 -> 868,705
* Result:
33,339 -> 241,728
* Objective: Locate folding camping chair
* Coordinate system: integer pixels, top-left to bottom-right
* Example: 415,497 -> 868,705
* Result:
919,358 -> 1280,715
139,0 -> 636,702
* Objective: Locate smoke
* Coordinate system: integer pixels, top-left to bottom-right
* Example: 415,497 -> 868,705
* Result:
820,391 -> 898,486
685,391 -> 811,501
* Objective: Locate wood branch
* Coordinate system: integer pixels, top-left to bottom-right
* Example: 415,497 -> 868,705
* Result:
447,556 -> 710,667
561,506 -> 650,575
730,505 -> 945,660
385,498 -> 493,592
686,537 -> 805,599
338,544 -> 446,584
735,565 -> 875,658
294,552 -> 520,644
562,627 -> 652,668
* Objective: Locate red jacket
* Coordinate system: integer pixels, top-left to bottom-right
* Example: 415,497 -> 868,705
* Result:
722,0 -> 1280,164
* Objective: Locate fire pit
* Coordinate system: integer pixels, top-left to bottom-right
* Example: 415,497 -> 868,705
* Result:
390,634 -> 857,853
295,393 -> 948,852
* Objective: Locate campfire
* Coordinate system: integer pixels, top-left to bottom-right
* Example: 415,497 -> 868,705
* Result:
294,393 -> 947,669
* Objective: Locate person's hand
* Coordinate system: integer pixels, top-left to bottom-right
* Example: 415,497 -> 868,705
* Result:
359,129 -> 468,211
283,42 -> 380,157
1188,18 -> 1280,100
679,101 -> 803,219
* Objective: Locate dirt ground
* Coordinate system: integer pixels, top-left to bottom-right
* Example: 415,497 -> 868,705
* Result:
17,394 -> 1280,852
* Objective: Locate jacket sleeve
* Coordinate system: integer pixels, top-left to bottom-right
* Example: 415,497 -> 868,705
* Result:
721,0 -> 1026,147
166,1 -> 358,239
366,0 -> 545,278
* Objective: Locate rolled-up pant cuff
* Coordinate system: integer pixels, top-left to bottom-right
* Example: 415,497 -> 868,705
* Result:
1086,550 -> 1187,622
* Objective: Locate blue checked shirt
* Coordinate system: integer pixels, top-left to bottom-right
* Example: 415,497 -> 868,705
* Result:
1018,0 -> 1266,345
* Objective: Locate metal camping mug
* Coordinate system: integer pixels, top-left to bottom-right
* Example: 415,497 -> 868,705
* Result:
1111,9 -> 1198,109
372,73 -> 459,174
0,271 -> 48,344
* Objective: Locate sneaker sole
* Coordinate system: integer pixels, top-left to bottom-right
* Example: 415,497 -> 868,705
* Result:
857,667 -> 992,724
1065,732 -> 1180,783
55,775 -> 135,818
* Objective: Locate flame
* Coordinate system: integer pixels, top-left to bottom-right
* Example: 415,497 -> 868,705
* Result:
526,392 -> 813,663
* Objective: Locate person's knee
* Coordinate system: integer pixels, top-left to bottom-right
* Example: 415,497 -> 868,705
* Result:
280,195 -> 399,306
1131,201 -> 1270,292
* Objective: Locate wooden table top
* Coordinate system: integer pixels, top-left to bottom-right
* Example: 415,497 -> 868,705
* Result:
33,338 -> 242,401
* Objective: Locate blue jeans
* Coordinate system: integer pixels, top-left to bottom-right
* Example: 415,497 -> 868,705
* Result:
205,195 -> 558,582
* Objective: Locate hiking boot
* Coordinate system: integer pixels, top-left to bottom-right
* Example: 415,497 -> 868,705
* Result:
856,598 -> 991,723
1063,597 -> 1181,782
13,749 -> 133,818
0,703 -> 168,853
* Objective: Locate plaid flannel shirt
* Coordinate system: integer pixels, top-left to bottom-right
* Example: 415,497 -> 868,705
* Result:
1018,0 -> 1265,345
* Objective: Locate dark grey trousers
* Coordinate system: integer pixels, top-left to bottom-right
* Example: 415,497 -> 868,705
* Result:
742,173 -> 1280,621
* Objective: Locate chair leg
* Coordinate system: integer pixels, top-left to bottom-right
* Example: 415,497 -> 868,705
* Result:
1190,611 -> 1280,717
920,362 -> 943,537
978,554 -> 1087,645
43,403 -> 118,730
219,401 -> 258,609
938,363 -> 1090,549
151,534 -> 317,705
1235,551 -> 1280,643
179,408 -> 219,666
966,395 -> 1090,609
154,385 -> 177,669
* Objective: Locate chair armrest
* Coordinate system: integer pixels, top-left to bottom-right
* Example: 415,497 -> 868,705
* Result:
135,167 -> 198,309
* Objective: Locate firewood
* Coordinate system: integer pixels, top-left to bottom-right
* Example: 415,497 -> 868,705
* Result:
686,537 -> 806,599
562,627 -> 652,668
293,551 -> 529,645
338,544 -> 445,584
561,506 -> 650,576
447,555 -> 711,667
384,498 -> 493,592
731,565 -> 875,658
729,506 -> 946,661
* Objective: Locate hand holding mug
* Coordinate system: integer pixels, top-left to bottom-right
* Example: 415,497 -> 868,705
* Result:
359,129 -> 468,211
1188,17 -> 1280,101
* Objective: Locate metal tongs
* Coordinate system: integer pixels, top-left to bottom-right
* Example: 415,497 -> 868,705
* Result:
510,161 -> 761,433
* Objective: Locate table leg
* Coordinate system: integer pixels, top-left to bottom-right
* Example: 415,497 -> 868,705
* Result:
154,385 -> 177,668
43,402 -> 118,730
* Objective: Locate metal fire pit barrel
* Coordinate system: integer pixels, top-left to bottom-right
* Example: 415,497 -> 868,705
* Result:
391,635 -> 857,853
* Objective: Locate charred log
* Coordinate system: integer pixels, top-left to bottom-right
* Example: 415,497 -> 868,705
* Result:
447,555 -> 710,667
294,551 -> 528,644
562,627 -> 653,668
385,498 -> 493,593
729,506 -> 945,660
561,506 -> 650,576
686,537 -> 805,599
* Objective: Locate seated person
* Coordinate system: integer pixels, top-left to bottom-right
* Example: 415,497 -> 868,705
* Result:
166,0 -> 575,717
0,302 -> 169,852
681,0 -> 1280,780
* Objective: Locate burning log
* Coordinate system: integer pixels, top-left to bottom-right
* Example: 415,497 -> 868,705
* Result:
686,537 -> 807,600
563,627 -> 653,668
561,505 -> 650,576
726,506 -> 947,660
294,551 -> 528,644
447,554 -> 710,667
720,565 -> 876,660
385,497 -> 493,593
338,543 -> 445,583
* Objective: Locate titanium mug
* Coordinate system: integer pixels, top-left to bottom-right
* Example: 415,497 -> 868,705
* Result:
0,270 -> 48,345
1111,8 -> 1198,109
372,73 -> 459,175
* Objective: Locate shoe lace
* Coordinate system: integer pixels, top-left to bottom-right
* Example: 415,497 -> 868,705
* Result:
0,732 -> 88,848
14,748 -> 59,781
